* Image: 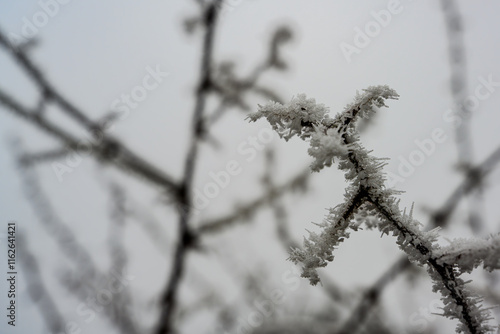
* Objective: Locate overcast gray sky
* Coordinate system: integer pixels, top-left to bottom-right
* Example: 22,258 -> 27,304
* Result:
1,1 -> 500,333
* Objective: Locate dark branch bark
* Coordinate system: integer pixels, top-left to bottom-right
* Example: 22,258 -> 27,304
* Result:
0,88 -> 179,193
155,2 -> 222,333
18,233 -> 66,334
440,0 -> 483,232
340,143 -> 500,333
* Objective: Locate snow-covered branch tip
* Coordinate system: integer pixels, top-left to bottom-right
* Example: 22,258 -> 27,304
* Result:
247,86 -> 398,172
248,86 -> 498,333
435,234 -> 500,273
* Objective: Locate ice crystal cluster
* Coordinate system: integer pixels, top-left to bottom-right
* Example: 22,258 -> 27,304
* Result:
248,86 -> 499,333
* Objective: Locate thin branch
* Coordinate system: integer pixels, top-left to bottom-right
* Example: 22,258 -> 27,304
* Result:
127,202 -> 171,255
11,139 -> 99,281
107,183 -> 128,273
19,147 -> 69,166
203,26 -> 291,127
336,257 -> 411,334
18,232 -> 66,334
155,2 -> 222,333
106,183 -> 139,333
11,140 -> 141,333
0,88 -> 179,193
440,0 -> 483,232
432,145 -> 500,228
58,268 -> 140,334
0,28 -> 104,131
262,148 -> 302,250
0,29 -> 179,196
196,168 -> 309,235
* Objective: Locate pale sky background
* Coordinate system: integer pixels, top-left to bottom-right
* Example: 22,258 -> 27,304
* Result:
1,1 -> 500,333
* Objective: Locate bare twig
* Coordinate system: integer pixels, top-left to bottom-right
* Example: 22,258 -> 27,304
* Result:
440,0 -> 484,232
18,232 -> 66,334
203,26 -> 292,127
11,139 -> 98,281
11,139 -> 140,333
196,168 -> 309,235
0,88 -> 179,193
105,183 -> 139,332
155,2 -> 222,333
431,145 -> 500,228
19,147 -> 69,166
0,29 -> 179,197
336,257 -> 411,334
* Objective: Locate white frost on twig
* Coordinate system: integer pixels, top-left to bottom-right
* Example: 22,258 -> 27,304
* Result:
248,86 -> 498,333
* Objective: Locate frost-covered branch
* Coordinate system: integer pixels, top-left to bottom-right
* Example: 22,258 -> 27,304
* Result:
339,143 -> 500,333
435,235 -> 500,273
248,86 -> 497,333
